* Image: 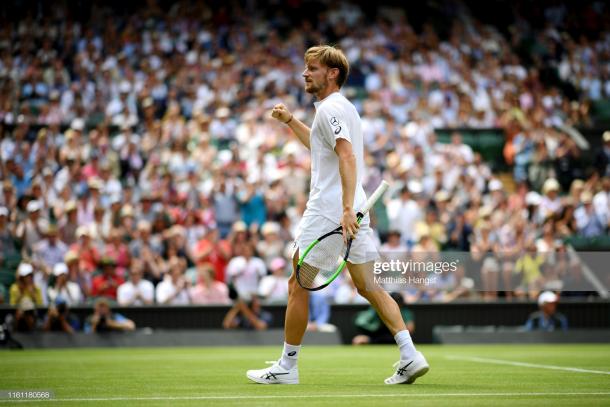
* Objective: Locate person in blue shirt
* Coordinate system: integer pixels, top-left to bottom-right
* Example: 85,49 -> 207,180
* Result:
525,291 -> 568,332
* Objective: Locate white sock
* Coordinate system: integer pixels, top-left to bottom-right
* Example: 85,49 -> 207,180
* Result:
394,330 -> 417,361
279,342 -> 301,370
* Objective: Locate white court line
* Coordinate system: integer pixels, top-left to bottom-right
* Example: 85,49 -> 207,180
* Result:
446,355 -> 610,375
1,392 -> 610,403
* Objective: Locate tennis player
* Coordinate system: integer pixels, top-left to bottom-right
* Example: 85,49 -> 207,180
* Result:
246,45 -> 429,385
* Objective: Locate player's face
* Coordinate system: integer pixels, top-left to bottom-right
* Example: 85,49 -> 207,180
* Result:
302,59 -> 330,94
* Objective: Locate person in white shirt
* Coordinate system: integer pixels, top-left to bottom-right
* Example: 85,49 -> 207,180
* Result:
247,45 -> 427,386
258,257 -> 289,303
47,263 -> 83,306
226,242 -> 266,301
593,177 -> 610,226
117,259 -> 155,306
386,186 -> 423,247
155,257 -> 190,305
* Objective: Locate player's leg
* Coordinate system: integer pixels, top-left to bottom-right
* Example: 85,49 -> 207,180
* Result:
246,250 -> 307,384
347,260 -> 429,384
346,261 -> 406,334
284,248 -> 310,345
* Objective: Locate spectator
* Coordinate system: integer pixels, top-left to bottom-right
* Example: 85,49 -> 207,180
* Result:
9,263 -> 43,306
47,263 -> 83,307
58,200 -> 79,246
192,227 -> 232,283
155,257 -> 191,305
64,250 -> 91,301
189,262 -> 231,305
256,222 -> 284,269
595,132 -> 610,177
524,291 -> 568,332
213,180 -> 239,239
117,260 -> 155,306
380,230 -> 408,258
574,191 -> 607,237
222,296 -> 272,331
43,299 -> 78,333
13,298 -> 39,333
15,200 -> 48,255
307,290 -> 336,332
90,257 -> 124,302
386,185 -> 423,248
129,220 -> 163,283
71,226 -> 100,273
539,178 -> 563,221
0,207 -> 21,291
257,257 -> 289,304
226,242 -> 266,301
86,298 -> 135,333
104,228 -> 131,273
593,177 -> 610,227
32,224 -> 68,276
353,292 -> 414,345
470,221 -> 500,300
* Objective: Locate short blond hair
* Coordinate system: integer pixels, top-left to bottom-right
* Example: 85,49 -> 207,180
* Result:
304,45 -> 350,88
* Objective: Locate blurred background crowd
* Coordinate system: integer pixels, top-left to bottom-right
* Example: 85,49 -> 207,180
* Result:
1,0 -> 609,321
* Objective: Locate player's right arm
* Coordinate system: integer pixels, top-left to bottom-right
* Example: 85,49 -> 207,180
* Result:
271,104 -> 311,149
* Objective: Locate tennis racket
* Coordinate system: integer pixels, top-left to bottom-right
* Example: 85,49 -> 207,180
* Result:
295,180 -> 390,291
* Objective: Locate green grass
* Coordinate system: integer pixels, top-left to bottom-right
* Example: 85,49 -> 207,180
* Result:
2,344 -> 610,406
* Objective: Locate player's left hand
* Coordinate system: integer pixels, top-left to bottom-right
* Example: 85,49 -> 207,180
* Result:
340,208 -> 359,243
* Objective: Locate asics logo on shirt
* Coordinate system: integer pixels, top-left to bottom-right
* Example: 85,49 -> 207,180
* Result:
334,126 -> 342,135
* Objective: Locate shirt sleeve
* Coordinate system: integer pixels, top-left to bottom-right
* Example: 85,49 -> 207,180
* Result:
318,105 -> 351,150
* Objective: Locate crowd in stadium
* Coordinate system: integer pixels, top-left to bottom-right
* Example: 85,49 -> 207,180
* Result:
1,0 -> 609,319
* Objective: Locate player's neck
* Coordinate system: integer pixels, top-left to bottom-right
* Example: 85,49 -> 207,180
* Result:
315,86 -> 340,101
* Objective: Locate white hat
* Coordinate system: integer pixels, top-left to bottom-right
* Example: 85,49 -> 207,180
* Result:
525,191 -> 542,206
26,200 -> 41,213
88,177 -> 103,190
119,81 -> 131,94
17,263 -> 34,277
488,179 -> 503,192
76,225 -> 91,237
581,191 -> 593,204
53,263 -> 69,277
261,222 -> 280,236
538,291 -> 558,306
542,178 -> 560,194
434,190 -> 450,202
407,180 -> 423,194
232,221 -> 247,233
215,107 -> 230,118
70,118 -> 85,131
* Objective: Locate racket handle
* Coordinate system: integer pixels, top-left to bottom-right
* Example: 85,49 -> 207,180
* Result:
361,180 -> 389,214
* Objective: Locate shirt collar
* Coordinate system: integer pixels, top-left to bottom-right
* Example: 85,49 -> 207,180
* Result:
313,91 -> 340,109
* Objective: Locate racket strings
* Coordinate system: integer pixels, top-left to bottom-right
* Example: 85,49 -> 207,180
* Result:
299,233 -> 347,289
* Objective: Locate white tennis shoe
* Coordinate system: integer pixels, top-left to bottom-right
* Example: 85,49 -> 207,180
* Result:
246,361 -> 299,384
384,351 -> 429,384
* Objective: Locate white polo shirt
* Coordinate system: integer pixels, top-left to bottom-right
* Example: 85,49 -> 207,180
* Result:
117,279 -> 155,306
305,91 -> 368,224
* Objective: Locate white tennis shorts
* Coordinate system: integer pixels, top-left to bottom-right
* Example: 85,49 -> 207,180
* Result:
293,215 -> 379,265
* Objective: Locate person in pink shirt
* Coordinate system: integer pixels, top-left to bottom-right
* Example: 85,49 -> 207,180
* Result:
104,228 -> 131,276
189,262 -> 230,305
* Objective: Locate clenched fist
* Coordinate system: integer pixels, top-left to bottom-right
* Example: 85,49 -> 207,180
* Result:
271,103 -> 293,124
